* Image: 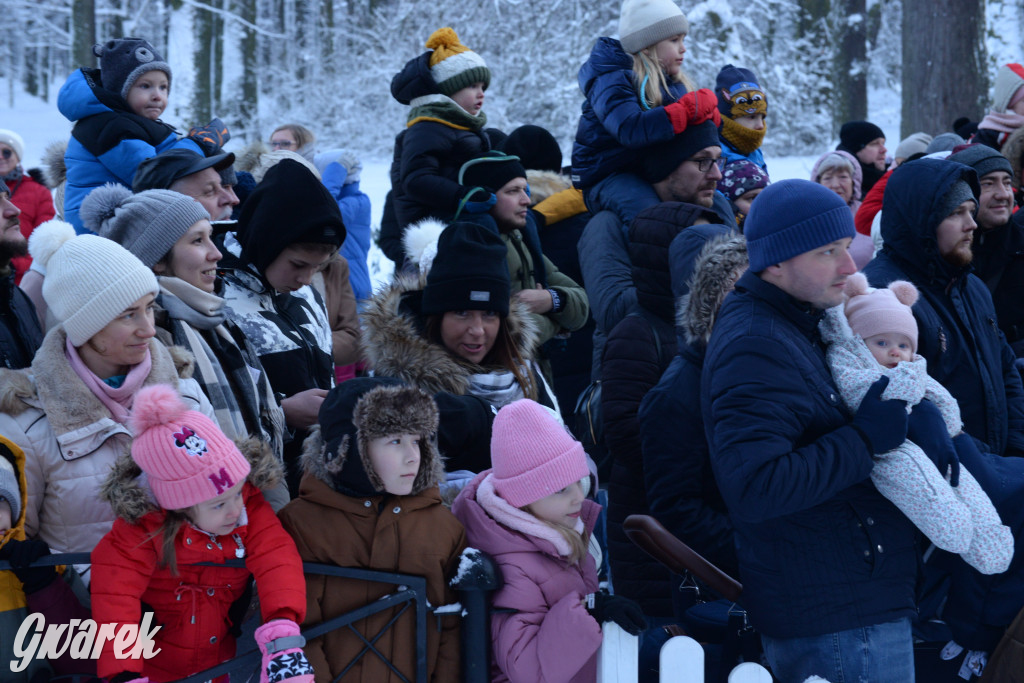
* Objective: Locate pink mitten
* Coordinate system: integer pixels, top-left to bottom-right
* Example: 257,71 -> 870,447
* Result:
254,619 -> 314,683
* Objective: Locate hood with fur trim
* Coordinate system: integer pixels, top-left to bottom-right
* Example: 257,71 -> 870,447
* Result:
526,169 -> 572,206
361,273 -> 540,395
679,235 -> 749,347
101,435 -> 283,523
1003,125 -> 1024,185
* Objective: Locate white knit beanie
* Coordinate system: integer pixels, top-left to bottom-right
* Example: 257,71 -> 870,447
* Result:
618,0 -> 689,54
29,220 -> 158,346
0,130 -> 25,163
992,63 -> 1024,113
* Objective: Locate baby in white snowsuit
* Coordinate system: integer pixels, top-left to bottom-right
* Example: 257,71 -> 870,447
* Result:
820,272 -> 1013,575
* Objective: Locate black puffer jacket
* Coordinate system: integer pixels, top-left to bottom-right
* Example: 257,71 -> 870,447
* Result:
0,272 -> 43,369
600,202 -> 712,615
973,210 -> 1024,357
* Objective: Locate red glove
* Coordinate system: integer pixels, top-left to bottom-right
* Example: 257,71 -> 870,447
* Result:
664,88 -> 722,134
254,619 -> 314,683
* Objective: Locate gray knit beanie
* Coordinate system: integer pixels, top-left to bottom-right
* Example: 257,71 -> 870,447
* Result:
893,132 -> 933,161
948,144 -> 1015,181
0,454 -> 19,522
93,37 -> 172,100
619,0 -> 689,54
29,220 -> 158,346
81,184 -> 210,267
937,179 -> 977,220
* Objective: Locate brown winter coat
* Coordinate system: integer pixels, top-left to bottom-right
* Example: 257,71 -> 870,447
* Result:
278,420 -> 466,683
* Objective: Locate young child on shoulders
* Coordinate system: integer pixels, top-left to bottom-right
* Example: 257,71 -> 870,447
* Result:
90,384 -> 313,683
571,0 -> 720,230
278,378 -> 466,682
452,399 -> 647,683
57,37 -> 204,234
820,273 -> 1014,575
715,65 -> 768,172
389,26 -> 494,258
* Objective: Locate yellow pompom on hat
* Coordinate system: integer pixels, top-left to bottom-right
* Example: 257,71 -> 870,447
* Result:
426,27 -> 491,97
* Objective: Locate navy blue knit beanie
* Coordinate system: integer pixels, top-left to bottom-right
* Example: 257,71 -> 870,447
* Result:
744,179 -> 855,272
715,65 -> 763,117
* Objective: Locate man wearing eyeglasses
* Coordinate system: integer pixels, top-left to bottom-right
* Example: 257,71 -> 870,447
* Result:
639,119 -> 729,213
0,180 -> 43,369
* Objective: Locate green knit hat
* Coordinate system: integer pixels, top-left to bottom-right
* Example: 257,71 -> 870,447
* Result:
426,27 -> 491,97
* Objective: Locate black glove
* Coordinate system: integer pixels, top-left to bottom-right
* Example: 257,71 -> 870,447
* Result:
851,377 -> 909,454
0,538 -> 56,594
906,399 -> 960,486
585,590 -> 648,635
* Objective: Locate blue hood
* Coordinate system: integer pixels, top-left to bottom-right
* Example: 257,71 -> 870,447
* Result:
578,37 -> 633,98
58,68 -> 126,124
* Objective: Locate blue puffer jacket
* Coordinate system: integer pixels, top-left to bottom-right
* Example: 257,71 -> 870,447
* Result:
719,138 -> 766,172
863,159 -> 1024,457
571,38 -> 687,189
320,161 -> 373,303
57,68 -> 201,233
702,270 -> 918,638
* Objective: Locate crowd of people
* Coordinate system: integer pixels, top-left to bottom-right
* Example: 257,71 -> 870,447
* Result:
3,1 -> 1024,681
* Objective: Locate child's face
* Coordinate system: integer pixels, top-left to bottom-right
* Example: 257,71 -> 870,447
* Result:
527,480 -> 584,528
263,245 -> 334,293
864,332 -> 914,369
653,34 -> 686,76
734,188 -> 763,216
367,433 -> 422,496
0,499 -> 12,537
188,481 -> 244,536
125,71 -> 169,120
734,113 -> 766,131
451,82 -> 486,116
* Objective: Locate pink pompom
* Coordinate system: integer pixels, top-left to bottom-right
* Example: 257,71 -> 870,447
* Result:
844,271 -> 870,298
888,280 -> 919,307
130,384 -> 188,435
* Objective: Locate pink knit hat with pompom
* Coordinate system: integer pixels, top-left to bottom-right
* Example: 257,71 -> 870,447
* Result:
490,399 -> 589,508
843,272 -> 920,352
129,385 -> 250,510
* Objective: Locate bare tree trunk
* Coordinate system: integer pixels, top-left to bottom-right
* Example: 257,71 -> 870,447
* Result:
901,0 -> 986,138
72,0 -> 97,69
832,0 -> 867,130
192,4 -> 214,125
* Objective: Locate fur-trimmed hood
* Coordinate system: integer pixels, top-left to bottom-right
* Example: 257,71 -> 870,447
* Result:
361,273 -> 540,395
526,169 -> 572,205
41,140 -> 68,189
233,139 -> 271,175
100,436 -> 283,523
299,379 -> 445,496
679,235 -> 749,346
1003,125 -> 1024,186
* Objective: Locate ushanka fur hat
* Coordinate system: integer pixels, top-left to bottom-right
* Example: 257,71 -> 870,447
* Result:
308,378 -> 444,497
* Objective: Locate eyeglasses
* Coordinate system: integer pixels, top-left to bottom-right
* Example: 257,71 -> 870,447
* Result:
0,149 -> 12,160
689,156 -> 725,174
270,140 -> 295,149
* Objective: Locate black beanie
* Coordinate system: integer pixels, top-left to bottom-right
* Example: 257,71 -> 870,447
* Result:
501,125 -> 563,173
459,152 -> 527,193
641,120 -> 721,184
236,159 -> 345,273
421,221 -> 511,316
837,121 -> 885,153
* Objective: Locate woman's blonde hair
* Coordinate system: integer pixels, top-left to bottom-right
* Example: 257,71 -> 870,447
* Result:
632,44 -> 694,109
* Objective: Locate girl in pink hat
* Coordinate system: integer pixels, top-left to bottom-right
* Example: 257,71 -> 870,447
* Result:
90,384 -> 313,683
452,399 -> 646,682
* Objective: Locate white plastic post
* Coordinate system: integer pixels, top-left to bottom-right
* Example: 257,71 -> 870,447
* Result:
658,635 -> 704,683
727,661 -> 773,682
596,622 -> 639,683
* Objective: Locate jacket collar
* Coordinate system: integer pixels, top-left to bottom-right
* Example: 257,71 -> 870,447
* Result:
735,270 -> 827,339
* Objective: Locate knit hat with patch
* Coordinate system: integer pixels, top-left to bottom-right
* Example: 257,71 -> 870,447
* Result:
421,221 -> 510,316
717,159 -> 770,201
130,384 -> 251,511
29,220 -> 158,346
459,151 -> 527,194
838,120 -> 885,153
425,28 -> 491,97
490,399 -> 590,508
993,63 -> 1024,113
0,452 -> 20,523
844,272 -> 920,352
715,65 -> 766,118
744,179 -> 855,272
0,130 -> 25,163
82,185 -> 211,267
618,0 -> 689,54
93,37 -> 172,100
948,144 -> 1014,181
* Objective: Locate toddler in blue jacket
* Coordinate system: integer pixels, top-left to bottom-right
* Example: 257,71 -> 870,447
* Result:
571,0 -> 720,231
57,37 -> 202,233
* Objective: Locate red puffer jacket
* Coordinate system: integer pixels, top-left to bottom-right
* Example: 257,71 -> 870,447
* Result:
91,483 -> 305,681
7,172 -> 55,283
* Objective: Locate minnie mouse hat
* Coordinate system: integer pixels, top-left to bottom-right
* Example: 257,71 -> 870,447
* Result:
129,384 -> 250,510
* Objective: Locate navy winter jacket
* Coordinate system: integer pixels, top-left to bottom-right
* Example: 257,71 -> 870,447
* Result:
57,68 -> 201,233
571,38 -> 687,188
702,270 -> 918,638
0,273 -> 43,370
863,159 -> 1024,457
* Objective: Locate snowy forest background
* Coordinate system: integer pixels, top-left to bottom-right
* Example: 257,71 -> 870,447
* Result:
3,0 -> 1024,159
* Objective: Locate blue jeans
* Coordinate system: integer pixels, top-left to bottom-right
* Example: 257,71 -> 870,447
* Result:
762,618 -> 914,683
583,172 -> 660,235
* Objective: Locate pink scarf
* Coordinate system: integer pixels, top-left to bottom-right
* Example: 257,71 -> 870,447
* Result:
978,110 -> 1024,135
65,337 -> 153,424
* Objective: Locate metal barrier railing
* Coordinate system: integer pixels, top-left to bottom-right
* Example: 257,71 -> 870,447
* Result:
2,549 -> 502,683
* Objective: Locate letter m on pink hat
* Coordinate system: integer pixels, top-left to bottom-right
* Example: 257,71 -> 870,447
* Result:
208,467 -> 235,495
